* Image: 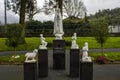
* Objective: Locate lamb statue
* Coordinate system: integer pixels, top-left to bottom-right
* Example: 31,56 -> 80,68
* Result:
39,34 -> 48,49
71,33 -> 79,49
82,42 -> 92,62
25,49 -> 38,62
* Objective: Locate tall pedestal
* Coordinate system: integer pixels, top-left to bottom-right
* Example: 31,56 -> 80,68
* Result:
53,40 -> 65,70
24,62 -> 37,80
38,49 -> 48,77
80,62 -> 93,80
70,49 -> 80,77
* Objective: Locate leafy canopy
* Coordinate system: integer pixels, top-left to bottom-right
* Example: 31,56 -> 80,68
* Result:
5,24 -> 23,48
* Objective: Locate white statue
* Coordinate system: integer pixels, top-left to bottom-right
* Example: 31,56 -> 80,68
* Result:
82,42 -> 92,62
25,49 -> 38,62
53,4 -> 64,40
71,33 -> 79,49
39,34 -> 47,49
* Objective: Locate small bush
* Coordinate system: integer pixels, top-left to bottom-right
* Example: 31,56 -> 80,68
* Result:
5,24 -> 23,57
96,56 -> 108,64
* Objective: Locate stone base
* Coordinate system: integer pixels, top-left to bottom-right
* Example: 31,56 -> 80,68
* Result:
70,49 -> 80,77
53,40 -> 65,70
38,49 -> 48,77
53,53 -> 65,69
80,62 -> 93,80
24,62 -> 37,80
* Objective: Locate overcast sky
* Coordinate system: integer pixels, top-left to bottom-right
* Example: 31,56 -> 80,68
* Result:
0,0 -> 120,24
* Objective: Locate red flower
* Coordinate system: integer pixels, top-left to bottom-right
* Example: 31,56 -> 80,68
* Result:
97,56 -> 108,64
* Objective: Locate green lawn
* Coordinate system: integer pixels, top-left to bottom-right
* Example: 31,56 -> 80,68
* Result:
0,54 -> 25,64
0,52 -> 120,64
0,37 -> 120,51
90,52 -> 120,61
0,37 -> 119,64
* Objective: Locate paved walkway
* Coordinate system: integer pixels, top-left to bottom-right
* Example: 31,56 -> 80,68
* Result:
0,48 -> 120,56
0,51 -> 120,80
0,64 -> 120,80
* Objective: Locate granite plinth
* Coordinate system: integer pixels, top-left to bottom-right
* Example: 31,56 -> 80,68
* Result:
38,49 -> 48,77
80,62 -> 93,80
24,62 -> 37,80
70,49 -> 80,77
53,40 -> 65,70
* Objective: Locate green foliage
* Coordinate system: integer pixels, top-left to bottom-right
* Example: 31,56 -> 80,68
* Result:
90,18 -> 110,55
5,24 -> 23,56
26,20 -> 54,34
0,25 -> 4,34
26,20 -> 42,26
5,24 -> 22,47
88,8 -> 120,26
25,19 -> 92,36
91,19 -> 109,44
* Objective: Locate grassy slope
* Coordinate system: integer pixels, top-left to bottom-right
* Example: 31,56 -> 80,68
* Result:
0,37 -> 120,51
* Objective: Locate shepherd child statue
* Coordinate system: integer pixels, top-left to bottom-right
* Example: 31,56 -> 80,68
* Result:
82,42 -> 92,62
39,34 -> 48,49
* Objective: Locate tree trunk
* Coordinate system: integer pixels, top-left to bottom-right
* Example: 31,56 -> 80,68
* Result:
59,0 -> 63,15
4,0 -> 7,25
19,0 -> 26,43
101,44 -> 104,56
14,47 -> 16,58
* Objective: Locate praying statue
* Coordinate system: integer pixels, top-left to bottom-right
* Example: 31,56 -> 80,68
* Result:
53,4 -> 64,40
39,34 -> 47,49
82,42 -> 92,62
71,33 -> 79,49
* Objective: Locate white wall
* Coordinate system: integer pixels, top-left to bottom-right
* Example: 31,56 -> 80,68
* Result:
109,25 -> 120,33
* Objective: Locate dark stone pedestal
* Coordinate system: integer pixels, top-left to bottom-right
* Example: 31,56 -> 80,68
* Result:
38,49 -> 48,77
24,62 -> 37,80
70,49 -> 80,77
80,62 -> 93,80
53,40 -> 65,70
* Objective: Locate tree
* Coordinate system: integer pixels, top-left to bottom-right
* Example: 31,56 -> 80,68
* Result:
5,24 -> 22,58
58,0 -> 63,14
63,0 -> 86,18
90,18 -> 110,56
43,0 -> 86,18
19,0 -> 26,43
6,0 -> 27,43
7,0 -> 40,21
7,0 -> 41,43
25,0 -> 41,21
43,0 -> 62,14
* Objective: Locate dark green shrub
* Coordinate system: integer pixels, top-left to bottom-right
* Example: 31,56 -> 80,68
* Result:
5,24 -> 23,57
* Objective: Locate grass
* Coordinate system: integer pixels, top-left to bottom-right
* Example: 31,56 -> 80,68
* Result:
0,37 -> 119,64
90,52 -> 120,61
0,52 -> 120,64
0,54 -> 25,64
0,37 -> 120,51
